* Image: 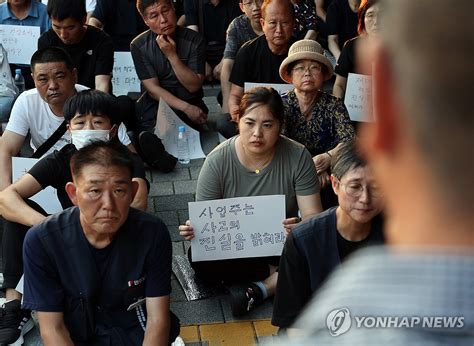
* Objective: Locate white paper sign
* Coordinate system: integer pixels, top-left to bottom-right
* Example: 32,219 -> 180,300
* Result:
244,82 -> 293,95
189,195 -> 286,261
12,157 -> 62,214
344,73 -> 374,122
0,25 -> 39,64
154,100 -> 206,159
111,52 -> 141,96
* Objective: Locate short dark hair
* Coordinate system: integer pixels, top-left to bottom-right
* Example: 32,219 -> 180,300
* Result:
30,47 -> 74,72
239,87 -> 284,124
358,0 -> 378,34
47,0 -> 86,22
70,140 -> 134,180
63,90 -> 121,126
136,0 -> 172,16
261,0 -> 294,19
331,140 -> 366,180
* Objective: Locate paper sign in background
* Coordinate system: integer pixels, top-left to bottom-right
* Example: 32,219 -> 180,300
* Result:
154,100 -> 206,159
344,73 -> 374,122
111,52 -> 141,96
12,157 -> 62,215
244,82 -> 293,95
189,195 -> 286,261
0,25 -> 39,65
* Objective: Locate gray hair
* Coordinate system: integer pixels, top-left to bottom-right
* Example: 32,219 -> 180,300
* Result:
331,140 -> 366,180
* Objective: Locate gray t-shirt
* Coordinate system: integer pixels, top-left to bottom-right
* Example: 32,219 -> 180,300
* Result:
130,26 -> 205,102
196,135 -> 320,217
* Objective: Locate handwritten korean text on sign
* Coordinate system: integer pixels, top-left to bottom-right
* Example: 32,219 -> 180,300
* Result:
189,195 -> 286,261
0,25 -> 40,64
112,52 -> 141,96
344,73 -> 374,122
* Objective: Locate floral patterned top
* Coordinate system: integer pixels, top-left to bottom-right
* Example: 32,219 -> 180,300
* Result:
282,90 -> 355,155
293,0 -> 318,39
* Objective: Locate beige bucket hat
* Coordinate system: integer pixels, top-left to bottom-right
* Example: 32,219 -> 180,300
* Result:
279,39 -> 334,83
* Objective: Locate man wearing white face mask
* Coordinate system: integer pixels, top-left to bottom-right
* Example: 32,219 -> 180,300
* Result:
0,90 -> 149,345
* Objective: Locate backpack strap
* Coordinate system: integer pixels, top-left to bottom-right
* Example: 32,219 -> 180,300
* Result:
31,120 -> 67,158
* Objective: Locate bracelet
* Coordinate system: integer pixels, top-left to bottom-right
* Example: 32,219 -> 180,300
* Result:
326,151 -> 332,158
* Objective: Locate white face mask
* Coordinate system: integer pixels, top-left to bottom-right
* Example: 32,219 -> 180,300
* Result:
71,129 -> 110,150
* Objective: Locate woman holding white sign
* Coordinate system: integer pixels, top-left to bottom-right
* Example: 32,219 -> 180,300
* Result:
278,39 -> 355,207
179,87 -> 322,316
332,0 -> 380,99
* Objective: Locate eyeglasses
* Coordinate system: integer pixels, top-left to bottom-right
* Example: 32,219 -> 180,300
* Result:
335,178 -> 382,199
292,64 -> 322,75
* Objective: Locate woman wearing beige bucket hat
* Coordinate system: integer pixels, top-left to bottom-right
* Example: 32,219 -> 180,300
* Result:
279,39 -> 354,208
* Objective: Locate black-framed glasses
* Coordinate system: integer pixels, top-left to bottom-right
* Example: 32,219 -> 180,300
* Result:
335,178 -> 382,199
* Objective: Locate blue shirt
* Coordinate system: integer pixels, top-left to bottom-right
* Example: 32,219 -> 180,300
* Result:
0,1 -> 51,34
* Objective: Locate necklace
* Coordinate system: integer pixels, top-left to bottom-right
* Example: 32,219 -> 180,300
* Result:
238,138 -> 274,174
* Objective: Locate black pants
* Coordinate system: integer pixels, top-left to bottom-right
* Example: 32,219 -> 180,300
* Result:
2,200 -> 47,289
187,247 -> 279,285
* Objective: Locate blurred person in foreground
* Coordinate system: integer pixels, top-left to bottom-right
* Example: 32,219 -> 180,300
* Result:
280,0 -> 474,343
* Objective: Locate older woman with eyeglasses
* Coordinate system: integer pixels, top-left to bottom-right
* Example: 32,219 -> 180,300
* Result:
279,39 -> 355,207
272,140 -> 385,331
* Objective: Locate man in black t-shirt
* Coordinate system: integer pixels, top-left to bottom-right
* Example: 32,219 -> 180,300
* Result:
0,90 -> 148,344
220,0 -> 294,138
38,0 -> 114,93
272,141 -> 385,332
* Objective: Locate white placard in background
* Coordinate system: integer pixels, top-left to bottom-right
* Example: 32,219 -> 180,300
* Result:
244,82 -> 293,95
344,73 -> 374,122
111,52 -> 141,96
154,100 -> 206,159
189,195 -> 286,261
0,25 -> 39,65
12,157 -> 62,214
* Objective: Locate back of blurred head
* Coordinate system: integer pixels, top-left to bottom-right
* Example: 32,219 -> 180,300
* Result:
361,0 -> 473,246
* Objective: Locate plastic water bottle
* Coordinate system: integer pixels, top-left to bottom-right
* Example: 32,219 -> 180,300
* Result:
177,126 -> 190,164
14,69 -> 25,94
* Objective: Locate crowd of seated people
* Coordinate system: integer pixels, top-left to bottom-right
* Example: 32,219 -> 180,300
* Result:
0,0 -> 422,344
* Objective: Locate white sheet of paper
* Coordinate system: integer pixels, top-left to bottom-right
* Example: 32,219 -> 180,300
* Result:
0,25 -> 39,65
189,195 -> 286,261
344,73 -> 374,122
154,100 -> 206,159
12,157 -> 62,214
16,275 -> 24,294
112,52 -> 141,96
244,82 -> 293,95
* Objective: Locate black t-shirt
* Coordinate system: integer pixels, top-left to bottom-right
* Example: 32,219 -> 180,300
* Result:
335,36 -> 369,77
327,0 -> 358,49
28,143 -> 147,210
229,35 -> 292,88
272,207 -> 385,328
92,0 -> 148,51
184,0 -> 240,44
38,25 -> 114,89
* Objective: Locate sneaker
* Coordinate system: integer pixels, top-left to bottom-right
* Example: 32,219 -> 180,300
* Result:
138,131 -> 177,173
0,300 -> 34,345
229,283 -> 263,316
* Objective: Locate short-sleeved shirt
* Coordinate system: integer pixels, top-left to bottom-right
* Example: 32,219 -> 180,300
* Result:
38,25 -> 114,89
196,135 -> 320,218
335,36 -> 365,77
327,0 -> 358,49
92,0 -> 148,51
184,0 -> 240,44
272,207 -> 385,328
131,26 -> 206,103
223,14 -> 259,60
5,85 -> 131,156
230,35 -> 292,88
28,143 -> 146,210
0,1 -> 51,34
23,207 -> 171,314
282,90 -> 355,156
